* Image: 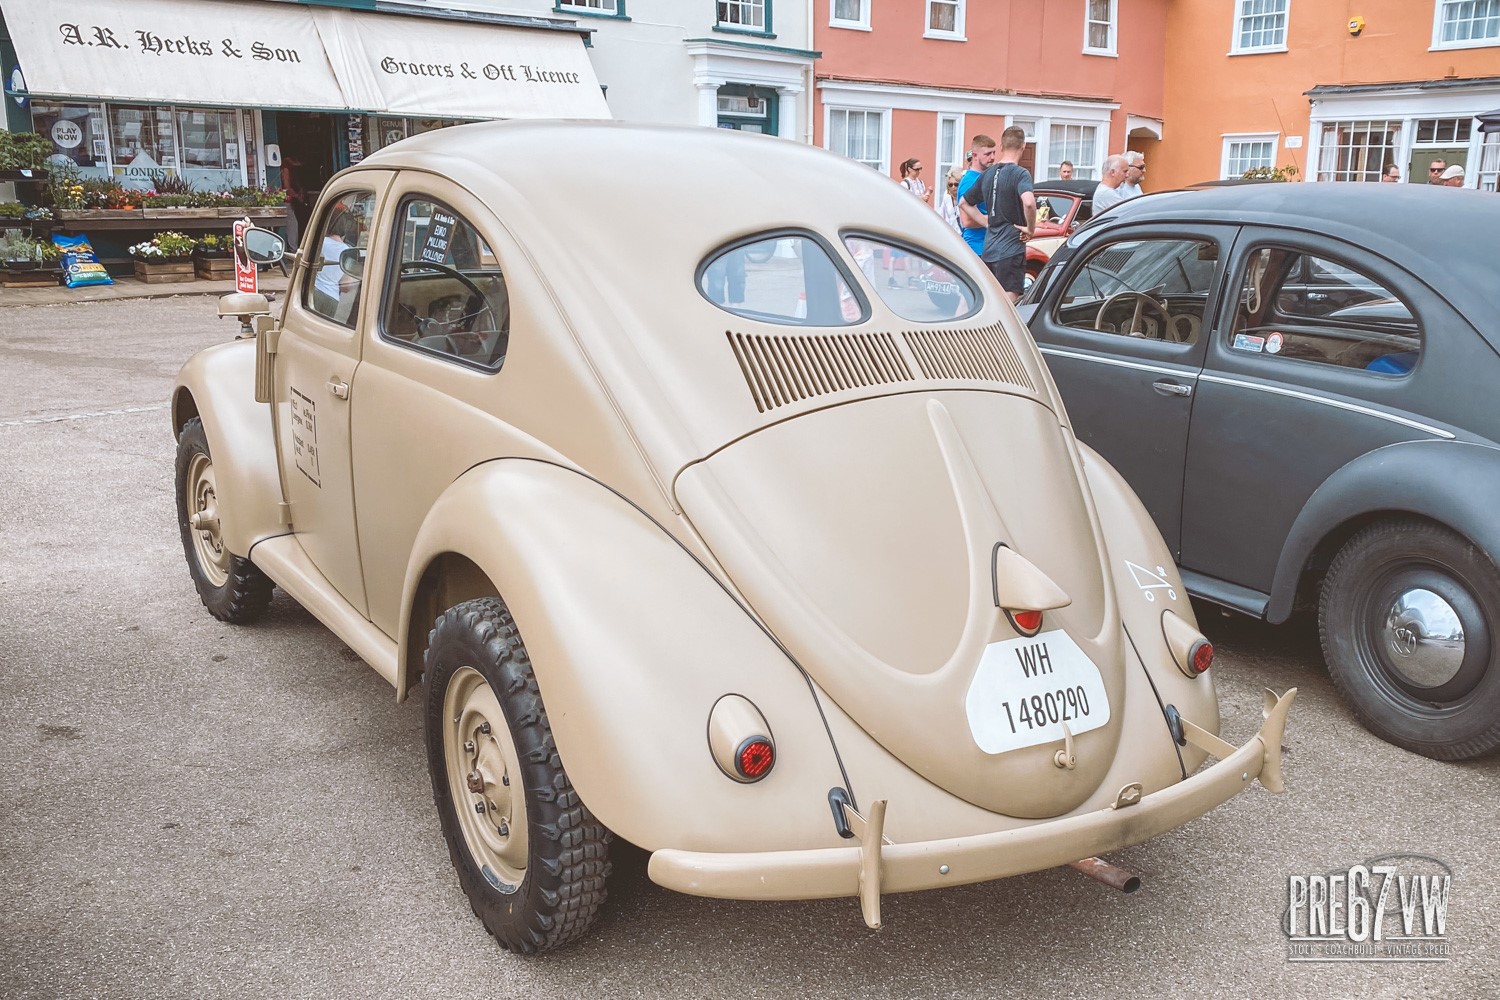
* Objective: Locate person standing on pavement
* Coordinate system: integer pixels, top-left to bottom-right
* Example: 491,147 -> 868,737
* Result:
1439,164 -> 1466,187
938,168 -> 964,232
959,125 -> 1036,304
1092,155 -> 1129,214
1120,151 -> 1146,199
1058,160 -> 1075,180
898,158 -> 931,206
957,135 -> 997,257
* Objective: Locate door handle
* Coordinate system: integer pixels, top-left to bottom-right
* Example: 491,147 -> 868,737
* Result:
326,379 -> 349,400
1151,380 -> 1193,398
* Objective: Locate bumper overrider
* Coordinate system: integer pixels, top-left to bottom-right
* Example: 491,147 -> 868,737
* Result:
650,688 -> 1297,928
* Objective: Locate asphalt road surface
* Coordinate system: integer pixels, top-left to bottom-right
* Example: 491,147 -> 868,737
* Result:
3,297 -> 1497,1000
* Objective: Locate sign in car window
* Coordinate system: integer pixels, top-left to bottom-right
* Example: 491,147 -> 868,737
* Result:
420,209 -> 457,265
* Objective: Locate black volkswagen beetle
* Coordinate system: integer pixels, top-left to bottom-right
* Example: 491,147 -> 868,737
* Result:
1022,183 -> 1500,761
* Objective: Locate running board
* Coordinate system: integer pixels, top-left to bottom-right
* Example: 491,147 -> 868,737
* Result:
249,535 -> 399,688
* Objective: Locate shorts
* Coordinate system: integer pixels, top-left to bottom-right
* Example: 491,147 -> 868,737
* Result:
984,253 -> 1026,295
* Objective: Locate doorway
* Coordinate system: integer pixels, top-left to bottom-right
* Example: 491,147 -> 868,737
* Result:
1410,147 -> 1466,184
275,112 -> 337,234
716,86 -> 778,135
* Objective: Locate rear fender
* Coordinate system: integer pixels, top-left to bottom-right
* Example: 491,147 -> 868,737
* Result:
172,341 -> 285,557
397,458 -> 854,852
1079,442 -> 1217,767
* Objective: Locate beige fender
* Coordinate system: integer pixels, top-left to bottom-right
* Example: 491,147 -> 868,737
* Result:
398,458 -> 862,853
172,340 -> 286,558
1078,441 -> 1219,765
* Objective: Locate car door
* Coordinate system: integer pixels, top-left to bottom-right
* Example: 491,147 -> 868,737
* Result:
1028,224 -> 1236,556
274,174 -> 393,616
1180,231 -> 1443,596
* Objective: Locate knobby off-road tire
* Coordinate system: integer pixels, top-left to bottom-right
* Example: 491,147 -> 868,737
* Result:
424,597 -> 612,953
1320,519 -> 1500,761
175,417 -> 273,624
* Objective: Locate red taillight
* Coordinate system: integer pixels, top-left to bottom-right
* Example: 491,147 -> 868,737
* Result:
1189,639 -> 1214,674
1008,609 -> 1044,636
735,737 -> 775,780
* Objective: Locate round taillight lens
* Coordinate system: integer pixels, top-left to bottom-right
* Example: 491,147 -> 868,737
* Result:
735,737 -> 775,780
1190,639 -> 1214,674
1009,609 -> 1044,636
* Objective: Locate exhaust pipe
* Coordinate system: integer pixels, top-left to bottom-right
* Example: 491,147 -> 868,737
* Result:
1069,856 -> 1141,893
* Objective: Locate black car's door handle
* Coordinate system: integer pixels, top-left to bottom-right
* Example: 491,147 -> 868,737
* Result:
1152,379 -> 1193,398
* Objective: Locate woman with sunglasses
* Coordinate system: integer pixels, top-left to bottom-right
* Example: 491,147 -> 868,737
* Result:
937,167 -> 964,233
899,158 -> 931,206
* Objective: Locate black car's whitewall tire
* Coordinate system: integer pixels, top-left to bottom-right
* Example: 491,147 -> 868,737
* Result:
174,417 -> 273,623
423,597 -> 612,953
1320,520 -> 1500,760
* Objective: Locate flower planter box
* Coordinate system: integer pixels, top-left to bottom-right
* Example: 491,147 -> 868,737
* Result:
144,207 -> 223,220
0,168 -> 49,182
0,266 -> 61,287
56,209 -> 142,221
218,206 -> 288,220
194,256 -> 236,279
133,258 -> 196,283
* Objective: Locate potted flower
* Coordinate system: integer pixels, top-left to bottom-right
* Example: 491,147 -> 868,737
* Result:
128,230 -> 198,282
0,233 -> 63,286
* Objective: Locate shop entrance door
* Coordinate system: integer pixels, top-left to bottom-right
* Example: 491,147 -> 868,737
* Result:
276,112 -> 337,236
717,86 -> 778,135
1410,147 -> 1467,184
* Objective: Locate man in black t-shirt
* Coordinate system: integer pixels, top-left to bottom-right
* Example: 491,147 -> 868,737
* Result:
959,126 -> 1037,303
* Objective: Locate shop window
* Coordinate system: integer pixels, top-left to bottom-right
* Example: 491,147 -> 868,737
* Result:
827,108 -> 886,172
717,0 -> 768,32
1048,123 -> 1099,180
383,198 -> 511,370
1231,248 -> 1421,375
831,0 -> 869,28
1232,0 -> 1289,53
1084,0 -> 1117,54
109,105 -> 177,188
1414,117 -> 1473,144
926,0 -> 965,38
176,109 -> 242,191
363,117 -> 464,154
30,102 -> 110,178
1222,135 -> 1277,178
1434,0 -> 1500,48
1315,120 -> 1400,182
304,191 -> 378,328
558,0 -> 623,13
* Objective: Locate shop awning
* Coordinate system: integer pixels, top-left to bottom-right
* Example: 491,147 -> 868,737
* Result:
3,0 -> 610,119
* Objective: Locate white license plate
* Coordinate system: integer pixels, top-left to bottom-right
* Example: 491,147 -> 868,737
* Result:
964,629 -> 1111,754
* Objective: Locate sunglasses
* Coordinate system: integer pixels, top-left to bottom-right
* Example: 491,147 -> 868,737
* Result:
1430,166 -> 1443,172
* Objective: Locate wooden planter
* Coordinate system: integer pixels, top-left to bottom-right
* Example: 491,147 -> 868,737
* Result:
133,258 -> 196,283
0,266 -> 61,287
219,206 -> 289,221
194,255 -> 235,279
143,206 -> 221,220
56,208 -> 142,222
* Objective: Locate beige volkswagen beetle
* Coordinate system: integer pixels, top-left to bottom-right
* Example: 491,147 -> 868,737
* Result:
172,120 -> 1296,953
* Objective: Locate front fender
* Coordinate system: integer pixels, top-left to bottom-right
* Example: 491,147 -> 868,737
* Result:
1267,440 -> 1500,623
397,459 -> 853,853
173,341 -> 285,558
1079,442 -> 1217,765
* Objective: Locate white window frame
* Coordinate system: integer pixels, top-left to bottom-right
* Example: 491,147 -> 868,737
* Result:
830,0 -> 871,31
935,113 -> 963,186
1047,121 -> 1101,180
1083,0 -> 1118,56
1221,132 -> 1279,178
925,0 -> 966,40
1431,0 -> 1500,50
717,0 -> 768,32
825,106 -> 889,173
1231,0 -> 1290,55
557,0 -> 621,13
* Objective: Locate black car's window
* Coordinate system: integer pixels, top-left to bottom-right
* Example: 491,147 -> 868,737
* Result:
1053,237 -> 1218,344
698,234 -> 864,326
843,235 -> 980,322
303,191 -> 377,327
1231,247 -> 1420,375
382,198 -> 510,371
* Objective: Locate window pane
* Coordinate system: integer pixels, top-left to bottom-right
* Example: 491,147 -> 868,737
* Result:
844,236 -> 981,322
833,0 -> 863,20
304,192 -> 377,328
1232,248 -> 1420,374
929,0 -> 958,32
1315,120 -> 1401,182
1441,0 -> 1500,43
384,199 -> 511,368
176,109 -> 242,190
1055,238 -> 1219,343
700,236 -> 863,326
31,101 -> 110,176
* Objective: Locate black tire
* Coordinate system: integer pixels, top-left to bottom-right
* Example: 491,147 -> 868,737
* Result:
175,417 -> 272,623
424,597 -> 612,953
1319,519 -> 1500,760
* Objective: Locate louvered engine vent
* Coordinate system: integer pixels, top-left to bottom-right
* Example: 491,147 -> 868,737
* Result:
903,322 -> 1034,390
727,331 -> 913,412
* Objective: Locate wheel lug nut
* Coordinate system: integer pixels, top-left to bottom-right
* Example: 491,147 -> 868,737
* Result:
465,770 -> 484,793
463,740 -> 475,754
474,802 -> 486,814
479,722 -> 492,735
498,822 -> 509,836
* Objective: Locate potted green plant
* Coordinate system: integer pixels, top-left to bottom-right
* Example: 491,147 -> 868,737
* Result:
0,131 -> 55,177
0,233 -> 63,286
128,230 -> 198,282
193,232 -> 236,278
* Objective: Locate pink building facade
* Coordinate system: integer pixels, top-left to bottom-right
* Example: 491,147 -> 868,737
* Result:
813,0 -> 1168,185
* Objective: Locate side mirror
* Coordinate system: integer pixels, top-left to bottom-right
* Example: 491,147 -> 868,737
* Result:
339,246 -> 365,279
243,227 -> 285,265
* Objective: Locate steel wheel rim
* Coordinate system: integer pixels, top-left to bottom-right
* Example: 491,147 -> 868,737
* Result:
443,666 -> 528,891
186,452 -> 229,588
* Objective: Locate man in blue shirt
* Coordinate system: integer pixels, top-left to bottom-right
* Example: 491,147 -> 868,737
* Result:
957,134 -> 997,257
